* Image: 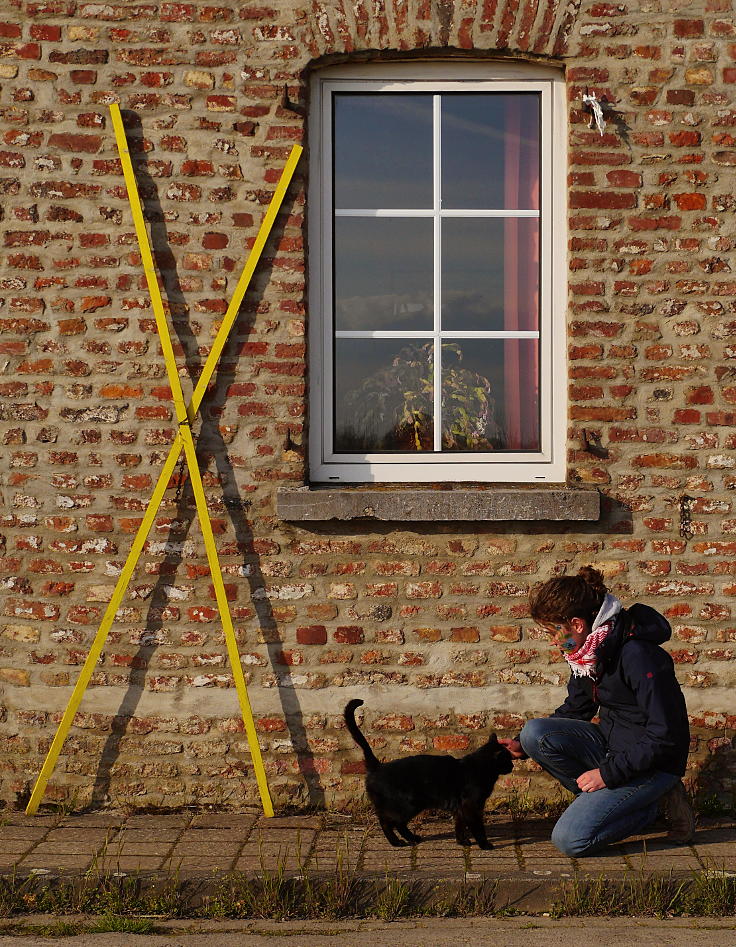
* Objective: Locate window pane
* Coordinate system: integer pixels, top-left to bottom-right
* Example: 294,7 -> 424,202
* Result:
335,340 -> 434,452
442,218 -> 539,332
441,340 -> 539,452
335,218 -> 433,331
334,94 -> 433,209
441,93 -> 540,210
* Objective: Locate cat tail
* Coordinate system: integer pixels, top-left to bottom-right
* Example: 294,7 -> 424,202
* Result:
344,699 -> 380,772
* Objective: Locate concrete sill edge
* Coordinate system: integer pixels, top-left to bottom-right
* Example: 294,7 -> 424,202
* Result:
276,486 -> 600,522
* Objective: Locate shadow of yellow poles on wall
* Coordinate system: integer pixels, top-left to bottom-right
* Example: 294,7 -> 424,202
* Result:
25,103 -> 303,818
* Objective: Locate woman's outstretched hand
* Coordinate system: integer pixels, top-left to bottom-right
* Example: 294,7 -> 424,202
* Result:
577,768 -> 606,792
498,738 -> 527,759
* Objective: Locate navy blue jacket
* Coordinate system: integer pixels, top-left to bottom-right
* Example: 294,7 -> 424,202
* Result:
552,604 -> 690,789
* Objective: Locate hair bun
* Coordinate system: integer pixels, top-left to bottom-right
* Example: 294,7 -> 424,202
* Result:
577,565 -> 607,595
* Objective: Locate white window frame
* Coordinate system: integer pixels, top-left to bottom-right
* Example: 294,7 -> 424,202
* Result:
308,61 -> 567,484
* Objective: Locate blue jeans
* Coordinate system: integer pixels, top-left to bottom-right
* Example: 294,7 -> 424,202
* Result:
520,717 -> 680,857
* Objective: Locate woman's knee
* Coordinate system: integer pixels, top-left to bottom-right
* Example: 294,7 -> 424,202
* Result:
519,717 -> 555,757
551,819 -> 596,858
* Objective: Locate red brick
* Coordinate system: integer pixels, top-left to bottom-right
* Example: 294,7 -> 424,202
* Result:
667,89 -> 695,105
674,19 -> 704,37
686,385 -> 714,404
607,169 -> 642,188
669,130 -> 702,147
628,216 -> 682,231
296,625 -> 327,645
334,626 -> 364,644
47,133 -> 103,154
434,734 -> 470,751
570,191 -> 637,209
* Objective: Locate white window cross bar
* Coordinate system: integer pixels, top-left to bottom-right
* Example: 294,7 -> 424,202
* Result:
335,208 -> 540,217
335,330 -> 540,339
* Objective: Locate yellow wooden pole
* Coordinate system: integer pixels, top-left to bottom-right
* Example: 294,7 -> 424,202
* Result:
25,105 -> 302,816
110,104 -> 276,817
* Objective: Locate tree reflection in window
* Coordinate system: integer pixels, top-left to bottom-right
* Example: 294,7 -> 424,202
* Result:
336,342 -> 501,453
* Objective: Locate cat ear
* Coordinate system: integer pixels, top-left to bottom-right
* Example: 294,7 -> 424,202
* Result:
488,732 -> 498,744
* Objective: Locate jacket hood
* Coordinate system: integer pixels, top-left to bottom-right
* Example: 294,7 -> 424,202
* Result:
625,603 -> 673,644
598,602 -> 672,663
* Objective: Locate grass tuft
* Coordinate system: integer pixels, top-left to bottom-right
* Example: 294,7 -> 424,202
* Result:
552,869 -> 736,918
371,878 -> 417,920
88,914 -> 156,934
423,880 -> 498,917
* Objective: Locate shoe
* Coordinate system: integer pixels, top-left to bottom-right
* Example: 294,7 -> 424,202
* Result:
660,780 -> 696,844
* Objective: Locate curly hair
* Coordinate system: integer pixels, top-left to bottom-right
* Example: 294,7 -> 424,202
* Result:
528,566 -> 608,626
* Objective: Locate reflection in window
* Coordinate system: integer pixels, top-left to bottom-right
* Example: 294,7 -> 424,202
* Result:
331,89 -> 542,457
335,218 -> 433,332
441,341 -> 539,452
335,340 -> 539,454
334,94 -> 433,208
442,94 -> 540,210
442,218 -> 539,333
335,340 -> 434,452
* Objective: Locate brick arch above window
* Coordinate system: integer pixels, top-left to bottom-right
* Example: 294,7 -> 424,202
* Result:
295,0 -> 583,61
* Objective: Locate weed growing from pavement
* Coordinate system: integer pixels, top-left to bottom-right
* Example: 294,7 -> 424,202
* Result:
551,868 -> 736,918
3,867 -> 736,921
424,880 -> 499,917
0,871 -> 193,919
0,920 -> 87,937
204,857 -> 368,921
372,878 -> 417,920
694,792 -> 735,819
88,914 -> 157,934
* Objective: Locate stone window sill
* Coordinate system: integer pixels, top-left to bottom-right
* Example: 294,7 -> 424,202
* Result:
276,486 -> 600,523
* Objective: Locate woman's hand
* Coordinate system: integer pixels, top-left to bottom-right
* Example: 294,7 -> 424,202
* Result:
498,738 -> 527,760
576,768 -> 606,792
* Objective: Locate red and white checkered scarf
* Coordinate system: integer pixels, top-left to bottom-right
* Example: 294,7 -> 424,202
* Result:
563,594 -> 622,679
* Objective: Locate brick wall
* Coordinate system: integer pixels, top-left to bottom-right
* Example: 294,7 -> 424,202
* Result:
0,0 -> 735,811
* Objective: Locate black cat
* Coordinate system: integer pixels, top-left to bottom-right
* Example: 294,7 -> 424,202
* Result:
344,699 -> 514,848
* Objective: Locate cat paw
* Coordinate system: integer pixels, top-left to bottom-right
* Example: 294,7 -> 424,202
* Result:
455,838 -> 472,847
476,841 -> 494,850
389,838 -> 409,847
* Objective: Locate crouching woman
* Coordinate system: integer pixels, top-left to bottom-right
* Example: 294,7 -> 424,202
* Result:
500,566 -> 694,857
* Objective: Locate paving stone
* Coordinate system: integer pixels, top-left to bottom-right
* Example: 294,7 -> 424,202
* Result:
42,828 -> 116,843
0,826 -> 49,841
189,812 -> 259,831
57,814 -> 125,829
185,829 -> 248,842
467,854 -> 523,872
170,841 -> 241,858
1,839 -> 39,854
18,854 -> 94,870
1,814 -> 59,829
22,841 -> 107,856
122,816 -> 192,831
172,856 -> 239,871
94,856 -> 167,871
0,856 -> 23,871
2,809 -> 734,903
254,816 -> 323,830
233,852 -> 309,872
115,842 -> 177,856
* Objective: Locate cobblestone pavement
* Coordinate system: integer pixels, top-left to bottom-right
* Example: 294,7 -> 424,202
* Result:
0,809 -> 733,911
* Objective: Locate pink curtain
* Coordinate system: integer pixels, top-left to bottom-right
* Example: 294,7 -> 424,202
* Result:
503,100 -> 540,451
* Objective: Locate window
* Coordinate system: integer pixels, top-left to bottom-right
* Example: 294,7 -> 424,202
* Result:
308,62 -> 566,483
